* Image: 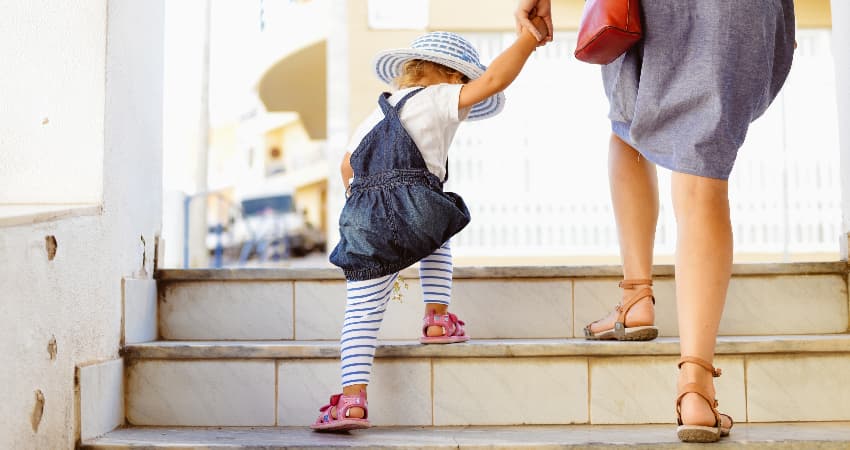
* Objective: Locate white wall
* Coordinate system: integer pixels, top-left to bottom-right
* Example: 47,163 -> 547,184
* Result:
0,1 -> 164,448
0,1 -> 106,205
162,0 -> 210,195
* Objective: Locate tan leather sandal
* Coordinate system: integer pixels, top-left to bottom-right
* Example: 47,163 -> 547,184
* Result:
583,279 -> 658,341
676,356 -> 734,443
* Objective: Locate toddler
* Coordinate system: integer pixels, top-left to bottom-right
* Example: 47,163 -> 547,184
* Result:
313,19 -> 547,431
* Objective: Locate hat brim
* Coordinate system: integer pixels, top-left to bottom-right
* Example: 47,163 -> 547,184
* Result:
373,48 -> 505,121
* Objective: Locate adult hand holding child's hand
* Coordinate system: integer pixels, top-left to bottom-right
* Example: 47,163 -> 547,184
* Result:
514,0 -> 553,44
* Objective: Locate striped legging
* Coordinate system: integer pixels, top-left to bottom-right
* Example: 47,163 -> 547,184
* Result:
339,241 -> 453,387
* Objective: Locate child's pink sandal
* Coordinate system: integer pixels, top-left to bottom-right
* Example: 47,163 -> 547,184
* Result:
311,391 -> 371,432
420,310 -> 470,344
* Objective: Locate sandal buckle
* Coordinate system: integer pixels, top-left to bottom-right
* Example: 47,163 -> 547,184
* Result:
613,322 -> 626,338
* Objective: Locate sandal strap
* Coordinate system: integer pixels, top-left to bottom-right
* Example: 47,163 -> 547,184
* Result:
615,287 -> 654,323
618,279 -> 653,289
676,383 -> 721,427
584,279 -> 655,335
422,311 -> 466,338
678,356 -> 722,377
721,413 -> 734,429
336,392 -> 369,419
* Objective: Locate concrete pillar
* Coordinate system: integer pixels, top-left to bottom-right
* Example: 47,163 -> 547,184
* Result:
833,0 -> 850,259
325,0 -> 350,250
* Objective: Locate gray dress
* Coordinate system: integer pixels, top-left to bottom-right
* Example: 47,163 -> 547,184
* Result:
602,0 -> 796,179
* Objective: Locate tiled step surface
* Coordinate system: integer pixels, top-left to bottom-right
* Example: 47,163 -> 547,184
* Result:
81,423 -> 850,449
123,335 -> 850,427
156,263 -> 849,341
124,335 -> 850,359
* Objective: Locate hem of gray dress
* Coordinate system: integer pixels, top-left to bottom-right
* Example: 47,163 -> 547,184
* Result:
610,121 -> 732,181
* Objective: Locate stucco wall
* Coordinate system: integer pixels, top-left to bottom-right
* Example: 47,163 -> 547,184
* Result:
0,2 -> 107,205
0,1 -> 164,448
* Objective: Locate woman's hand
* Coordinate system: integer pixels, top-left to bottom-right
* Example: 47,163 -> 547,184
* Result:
515,0 -> 553,44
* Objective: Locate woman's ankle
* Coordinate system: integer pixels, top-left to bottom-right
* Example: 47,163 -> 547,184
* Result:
676,361 -> 722,427
677,362 -> 715,391
619,288 -> 655,327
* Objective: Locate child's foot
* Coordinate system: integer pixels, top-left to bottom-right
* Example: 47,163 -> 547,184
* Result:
420,309 -> 469,344
311,391 -> 370,432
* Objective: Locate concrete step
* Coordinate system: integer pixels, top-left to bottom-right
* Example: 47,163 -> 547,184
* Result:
81,423 -> 850,449
156,263 -> 849,341
123,335 -> 850,427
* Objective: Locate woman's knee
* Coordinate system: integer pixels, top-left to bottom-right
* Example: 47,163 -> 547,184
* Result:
671,172 -> 729,216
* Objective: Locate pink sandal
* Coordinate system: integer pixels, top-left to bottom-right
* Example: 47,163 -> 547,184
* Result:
419,310 -> 470,344
311,391 -> 371,432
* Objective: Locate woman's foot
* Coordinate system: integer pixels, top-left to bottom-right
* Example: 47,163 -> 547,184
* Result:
676,357 -> 733,442
584,279 -> 657,340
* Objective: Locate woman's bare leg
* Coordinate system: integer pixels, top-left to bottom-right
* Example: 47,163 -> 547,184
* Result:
588,134 -> 658,333
671,171 -> 733,427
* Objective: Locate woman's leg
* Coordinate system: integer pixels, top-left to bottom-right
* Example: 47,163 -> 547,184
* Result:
587,134 -> 658,334
420,241 -> 453,336
337,273 -> 398,418
671,172 -> 733,428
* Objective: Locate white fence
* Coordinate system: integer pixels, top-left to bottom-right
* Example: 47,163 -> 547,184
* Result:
446,30 -> 842,260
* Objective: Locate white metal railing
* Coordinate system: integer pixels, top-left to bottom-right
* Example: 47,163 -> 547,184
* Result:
445,30 -> 841,259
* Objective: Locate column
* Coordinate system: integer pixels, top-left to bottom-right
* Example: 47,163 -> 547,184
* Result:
832,0 -> 850,259
325,0 -> 350,250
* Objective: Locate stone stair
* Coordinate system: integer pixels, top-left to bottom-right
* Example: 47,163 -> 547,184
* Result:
82,262 -> 850,448
83,423 -> 850,449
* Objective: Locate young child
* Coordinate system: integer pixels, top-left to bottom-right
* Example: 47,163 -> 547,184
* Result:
313,20 -> 547,431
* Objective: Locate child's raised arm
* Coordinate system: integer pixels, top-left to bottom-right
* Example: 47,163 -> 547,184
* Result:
458,16 -> 547,110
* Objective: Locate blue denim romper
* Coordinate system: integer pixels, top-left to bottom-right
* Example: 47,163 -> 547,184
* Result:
329,88 -> 471,281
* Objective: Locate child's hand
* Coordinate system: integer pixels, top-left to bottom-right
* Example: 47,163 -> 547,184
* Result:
528,16 -> 548,44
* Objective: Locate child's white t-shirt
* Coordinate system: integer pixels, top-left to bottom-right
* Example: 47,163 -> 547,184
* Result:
346,84 -> 471,182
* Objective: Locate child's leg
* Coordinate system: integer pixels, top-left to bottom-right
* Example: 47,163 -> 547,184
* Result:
336,273 -> 397,418
419,241 -> 453,337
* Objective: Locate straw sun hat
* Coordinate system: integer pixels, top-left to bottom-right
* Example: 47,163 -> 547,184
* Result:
373,31 -> 505,120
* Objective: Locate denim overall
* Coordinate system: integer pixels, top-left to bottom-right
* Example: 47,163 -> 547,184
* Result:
330,88 -> 471,281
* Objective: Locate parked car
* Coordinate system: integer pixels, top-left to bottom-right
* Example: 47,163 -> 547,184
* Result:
206,192 -> 326,265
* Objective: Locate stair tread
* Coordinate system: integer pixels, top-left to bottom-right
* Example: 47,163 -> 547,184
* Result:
82,423 -> 850,449
156,261 -> 848,281
124,334 -> 850,359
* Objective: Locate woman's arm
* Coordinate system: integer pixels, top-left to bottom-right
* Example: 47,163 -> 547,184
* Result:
458,16 -> 547,110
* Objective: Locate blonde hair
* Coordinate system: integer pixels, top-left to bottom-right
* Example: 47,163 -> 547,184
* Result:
394,59 -> 470,89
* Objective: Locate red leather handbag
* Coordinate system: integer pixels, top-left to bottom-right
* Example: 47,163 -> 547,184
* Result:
574,0 -> 642,65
